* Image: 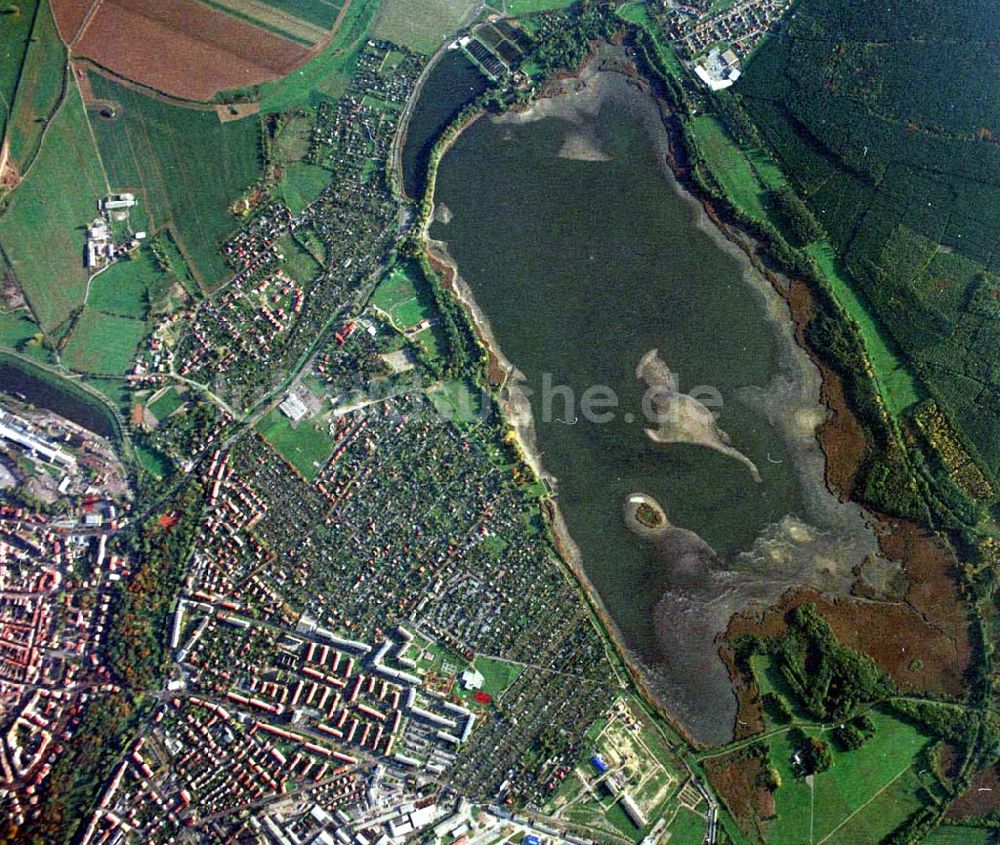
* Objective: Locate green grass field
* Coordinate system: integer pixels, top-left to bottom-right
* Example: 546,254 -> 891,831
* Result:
372,0 -> 478,53
87,72 -> 261,290
370,262 -> 434,328
690,115 -> 771,221
0,310 -> 41,350
0,0 -> 40,147
664,806 -> 708,844
921,826 -> 994,845
428,379 -> 482,425
807,242 -> 924,415
278,161 -> 331,214
257,407 -> 334,480
506,0 -> 578,15
147,386 -> 185,422
472,655 -> 523,695
766,709 -> 930,845
276,233 -> 322,283
258,0 -> 379,111
0,85 -> 107,331
5,0 -> 65,170
87,248 -> 173,319
62,308 -> 146,374
257,0 -> 344,29
135,443 -> 172,479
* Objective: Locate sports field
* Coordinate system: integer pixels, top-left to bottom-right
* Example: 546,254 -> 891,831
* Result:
257,408 -> 334,480
62,308 -> 147,374
0,84 -> 107,331
372,0 -> 478,53
87,72 -> 262,290
147,386 -> 185,422
370,262 -> 434,329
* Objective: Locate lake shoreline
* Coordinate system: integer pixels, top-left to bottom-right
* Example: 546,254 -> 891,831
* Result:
420,48 -> 876,745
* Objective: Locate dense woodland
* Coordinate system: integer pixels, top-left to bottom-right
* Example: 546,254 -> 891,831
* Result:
736,0 -> 1000,488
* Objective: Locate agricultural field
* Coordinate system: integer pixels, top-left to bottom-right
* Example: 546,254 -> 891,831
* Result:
0,0 -> 40,150
0,83 -> 107,331
256,406 -> 335,480
371,0 -> 478,54
62,307 -> 147,374
4,0 -> 65,170
198,0 -> 333,45
257,0 -> 380,111
738,0 -> 1000,480
922,826 -> 994,845
68,0 -> 312,102
505,0 -> 579,17
86,72 -> 262,289
255,0 -> 345,31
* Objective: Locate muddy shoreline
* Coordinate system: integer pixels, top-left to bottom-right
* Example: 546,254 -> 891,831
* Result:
419,48 -> 901,745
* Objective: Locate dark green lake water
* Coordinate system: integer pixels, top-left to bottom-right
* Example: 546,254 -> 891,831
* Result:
402,50 -> 489,200
431,79 -> 807,739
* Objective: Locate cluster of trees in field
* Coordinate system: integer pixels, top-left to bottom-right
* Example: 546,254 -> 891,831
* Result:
737,604 -> 894,722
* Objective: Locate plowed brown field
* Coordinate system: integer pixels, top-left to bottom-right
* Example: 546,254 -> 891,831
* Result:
55,0 -> 313,101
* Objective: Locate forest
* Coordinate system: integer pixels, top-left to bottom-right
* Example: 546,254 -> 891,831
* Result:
736,0 -> 1000,487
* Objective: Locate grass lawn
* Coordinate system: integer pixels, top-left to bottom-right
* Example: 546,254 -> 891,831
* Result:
472,655 -> 523,695
147,386 -> 185,421
372,0 -> 478,53
258,0 -> 380,111
370,262 -> 434,329
766,708 -> 930,845
0,310 -> 41,350
690,115 -> 771,221
87,72 -> 261,290
277,161 -> 331,214
135,443 -> 172,479
257,408 -> 334,480
0,85 -> 107,332
276,233 -> 322,283
806,242 -> 923,415
617,1 -> 685,79
505,0 -> 577,14
922,827 -> 994,845
5,0 -> 65,170
87,248 -> 173,319
62,309 -> 147,375
665,806 -> 708,844
428,379 -> 483,426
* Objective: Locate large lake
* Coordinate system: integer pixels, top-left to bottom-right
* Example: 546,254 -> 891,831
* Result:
428,69 -> 884,743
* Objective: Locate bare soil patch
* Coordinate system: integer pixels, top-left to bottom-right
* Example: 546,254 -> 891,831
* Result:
69,0 -> 312,102
215,102 -> 261,123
